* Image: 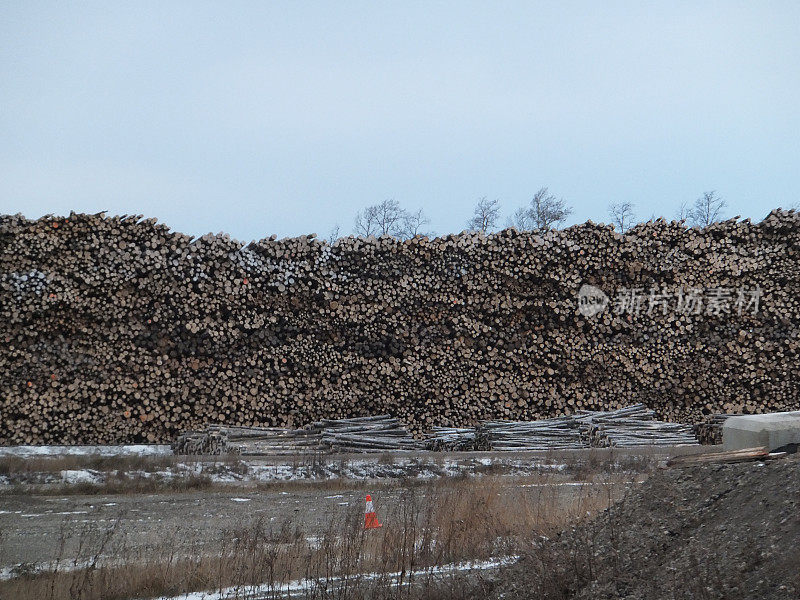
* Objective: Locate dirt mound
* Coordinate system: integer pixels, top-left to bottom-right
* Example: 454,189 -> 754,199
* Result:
494,458 -> 800,600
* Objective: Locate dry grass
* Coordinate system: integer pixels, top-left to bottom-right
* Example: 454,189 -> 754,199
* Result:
0,446 -> 659,497
0,473 -> 631,600
0,454 -> 251,495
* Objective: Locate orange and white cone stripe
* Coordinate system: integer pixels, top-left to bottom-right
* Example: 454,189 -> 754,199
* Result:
364,494 -> 382,529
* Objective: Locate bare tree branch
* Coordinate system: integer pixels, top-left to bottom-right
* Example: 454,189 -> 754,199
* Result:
507,206 -> 534,230
399,208 -> 432,238
354,205 -> 377,236
609,201 -> 636,233
675,201 -> 691,222
688,191 -> 726,227
530,188 -> 572,230
327,224 -> 340,244
508,188 -> 572,231
466,198 -> 500,234
354,199 -> 408,237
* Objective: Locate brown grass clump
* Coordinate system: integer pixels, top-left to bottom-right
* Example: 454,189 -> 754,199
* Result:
0,473 -> 630,600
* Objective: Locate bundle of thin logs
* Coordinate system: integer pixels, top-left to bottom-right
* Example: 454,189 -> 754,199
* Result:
174,407 -> 698,454
693,414 -> 736,445
476,405 -> 699,451
423,427 -> 477,451
173,415 -> 418,455
2,210 -> 799,444
579,404 -> 698,448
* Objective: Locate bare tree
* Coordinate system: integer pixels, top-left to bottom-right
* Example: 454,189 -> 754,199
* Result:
529,188 -> 572,230
327,224 -> 340,244
354,199 -> 407,237
466,198 -> 500,234
676,201 -> 691,222
399,209 -> 432,238
508,188 -> 572,231
688,191 -> 726,227
354,205 -> 379,236
609,201 -> 636,233
507,206 -> 534,230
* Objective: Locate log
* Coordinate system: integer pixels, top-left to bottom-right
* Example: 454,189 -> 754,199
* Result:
1,210 -> 798,444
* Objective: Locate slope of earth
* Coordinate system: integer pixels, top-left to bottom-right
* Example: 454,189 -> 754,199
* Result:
493,457 -> 800,600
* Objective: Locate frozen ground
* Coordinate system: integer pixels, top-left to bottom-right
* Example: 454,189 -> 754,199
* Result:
0,444 -> 700,586
0,444 -> 702,488
147,555 -> 520,600
0,479 -> 607,575
0,444 -> 172,458
0,454 -> 572,487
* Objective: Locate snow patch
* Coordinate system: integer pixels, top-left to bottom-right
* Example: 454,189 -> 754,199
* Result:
144,555 -> 520,599
60,470 -> 100,484
0,445 -> 171,458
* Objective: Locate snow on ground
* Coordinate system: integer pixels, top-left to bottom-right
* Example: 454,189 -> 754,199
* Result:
0,453 -> 572,487
145,555 -> 520,600
60,470 -> 101,484
0,444 -> 172,458
0,443 -> 581,488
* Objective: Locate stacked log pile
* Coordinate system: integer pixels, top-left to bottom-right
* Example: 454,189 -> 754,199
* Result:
314,415 -> 419,453
578,404 -> 698,447
175,407 -> 698,455
1,209 -> 798,445
477,405 -> 698,450
423,427 -> 477,451
172,415 -> 418,455
478,416 -> 586,450
694,414 -> 736,445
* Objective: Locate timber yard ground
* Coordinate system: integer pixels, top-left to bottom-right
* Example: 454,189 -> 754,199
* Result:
0,446 -> 798,600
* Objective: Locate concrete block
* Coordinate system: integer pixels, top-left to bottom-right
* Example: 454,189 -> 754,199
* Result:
722,411 -> 800,452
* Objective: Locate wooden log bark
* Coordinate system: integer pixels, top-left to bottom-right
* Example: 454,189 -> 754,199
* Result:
0,210 -> 798,444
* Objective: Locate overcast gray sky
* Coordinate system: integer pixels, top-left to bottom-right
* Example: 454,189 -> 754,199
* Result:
1,1 -> 798,241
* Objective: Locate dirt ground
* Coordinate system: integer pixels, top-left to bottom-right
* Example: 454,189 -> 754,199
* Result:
0,448 -> 655,573
492,455 -> 800,600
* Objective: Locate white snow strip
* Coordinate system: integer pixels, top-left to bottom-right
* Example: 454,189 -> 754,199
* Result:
230,498 -> 251,503
0,444 -> 172,458
60,470 -> 100,484
144,555 -> 520,599
519,482 -> 595,488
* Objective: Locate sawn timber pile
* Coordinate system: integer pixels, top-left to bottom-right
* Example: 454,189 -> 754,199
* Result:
1,210 -> 799,444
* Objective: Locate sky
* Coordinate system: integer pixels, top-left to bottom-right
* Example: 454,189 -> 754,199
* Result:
1,1 -> 799,241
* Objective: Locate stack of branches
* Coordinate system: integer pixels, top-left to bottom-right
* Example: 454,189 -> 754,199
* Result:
173,415 -> 419,455
477,416 -> 586,451
578,404 -> 699,447
423,427 -> 477,451
212,425 -> 322,456
315,415 -> 420,453
476,405 -> 699,451
171,429 -> 229,455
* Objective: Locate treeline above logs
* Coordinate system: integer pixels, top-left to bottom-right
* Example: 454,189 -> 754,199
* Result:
1,210 -> 798,445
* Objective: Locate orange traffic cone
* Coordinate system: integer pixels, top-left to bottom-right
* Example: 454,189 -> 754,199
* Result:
364,494 -> 382,529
